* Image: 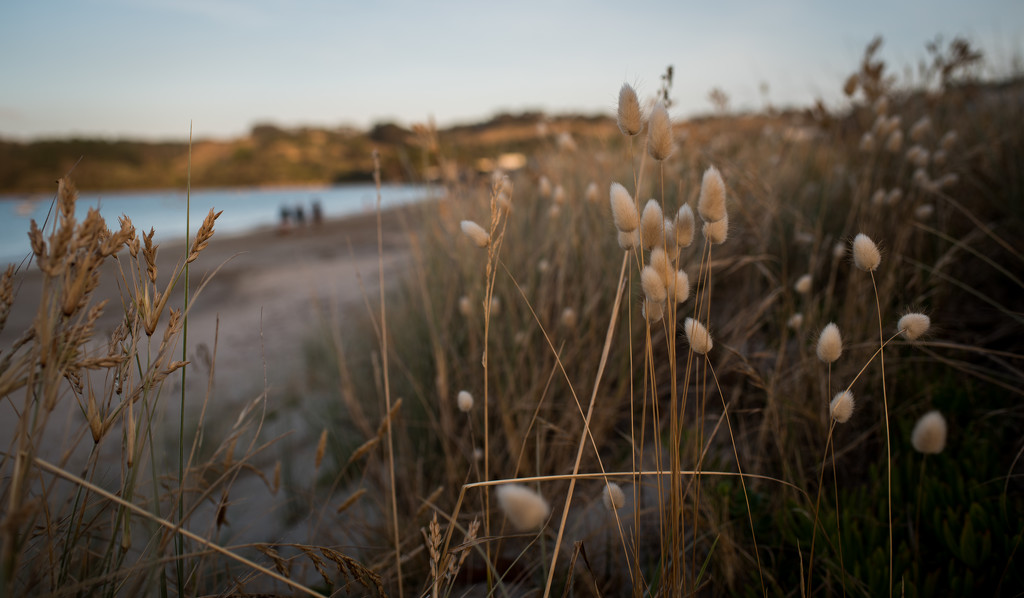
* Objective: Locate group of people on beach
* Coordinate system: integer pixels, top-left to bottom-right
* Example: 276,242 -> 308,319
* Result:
278,198 -> 323,232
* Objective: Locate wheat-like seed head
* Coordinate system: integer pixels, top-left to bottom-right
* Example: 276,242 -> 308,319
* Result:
911,410 -> 947,454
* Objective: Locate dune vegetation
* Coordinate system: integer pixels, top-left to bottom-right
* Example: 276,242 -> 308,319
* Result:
1,36 -> 1022,597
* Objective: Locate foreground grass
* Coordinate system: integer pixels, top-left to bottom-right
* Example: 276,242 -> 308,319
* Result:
1,36 -> 1022,597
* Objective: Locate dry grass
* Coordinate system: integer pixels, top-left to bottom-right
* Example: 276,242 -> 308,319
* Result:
2,35 -> 1022,597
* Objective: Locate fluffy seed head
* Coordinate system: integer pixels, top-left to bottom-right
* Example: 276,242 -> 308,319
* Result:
552,185 -> 566,204
852,233 -> 880,271
460,220 -> 489,248
670,269 -> 690,303
886,188 -> 903,205
560,307 -> 578,329
617,83 -> 643,136
698,166 -> 727,223
859,132 -> 876,152
617,229 -> 639,249
937,173 -> 958,189
911,410 -> 948,454
640,200 -> 664,249
457,390 -> 474,412
816,322 -> 843,363
684,318 -> 713,354
646,101 -> 673,160
702,214 -> 729,245
871,189 -> 887,206
642,299 -> 664,323
602,482 -> 626,510
609,183 -> 639,232
675,204 -> 695,248
914,204 -> 935,220
662,218 -> 675,251
538,176 -> 552,198
832,242 -> 846,260
489,296 -> 501,315
585,181 -> 599,203
787,313 -> 804,330
830,390 -> 855,423
885,129 -> 904,153
641,266 -> 667,303
940,130 -> 958,152
898,312 -> 930,341
909,116 -> 932,142
794,274 -> 812,295
496,484 -> 550,531
649,246 -> 671,280
458,296 -> 473,316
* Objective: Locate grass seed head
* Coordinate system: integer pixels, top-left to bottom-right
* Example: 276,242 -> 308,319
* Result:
898,312 -> 930,341
617,83 -> 643,136
602,482 -> 626,510
617,229 -> 639,249
852,233 -> 880,271
830,390 -> 855,423
552,184 -> 566,204
457,390 -> 474,412
538,176 -> 552,198
914,204 -> 935,220
787,312 -> 804,330
647,101 -> 673,160
643,299 -> 664,323
560,307 -> 578,329
640,200 -> 664,249
648,247 -> 671,284
496,484 -> 550,531
794,274 -> 812,295
675,204 -> 695,248
816,322 -> 843,363
909,116 -> 932,142
702,214 -> 729,245
911,410 -> 948,454
670,269 -> 690,303
585,181 -> 600,203
460,220 -> 490,248
684,318 -> 713,354
609,182 -> 639,232
641,266 -> 667,303
885,129 -> 904,153
859,132 -> 876,152
940,130 -> 958,151
886,188 -> 903,205
458,296 -> 473,317
698,166 -> 727,223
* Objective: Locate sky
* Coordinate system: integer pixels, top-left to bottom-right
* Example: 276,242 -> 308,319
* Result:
1,0 -> 1020,141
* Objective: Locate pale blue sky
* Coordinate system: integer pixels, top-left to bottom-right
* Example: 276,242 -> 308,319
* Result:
1,0 -> 1020,140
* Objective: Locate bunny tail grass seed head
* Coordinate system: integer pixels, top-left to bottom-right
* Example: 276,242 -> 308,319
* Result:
617,229 -> 639,250
675,203 -> 695,248
684,318 -> 713,354
560,307 -> 578,329
647,101 -> 673,160
538,175 -> 552,198
640,200 -> 664,249
698,166 -> 727,223
641,266 -> 668,303
496,484 -> 550,531
643,299 -> 665,323
852,233 -> 880,271
457,390 -> 474,412
702,214 -> 729,245
602,482 -> 626,510
898,312 -> 930,341
830,390 -> 855,423
670,269 -> 690,303
911,410 -> 948,454
794,274 -> 812,295
585,181 -> 600,203
458,295 -> 473,317
460,220 -> 490,248
649,246 -> 671,282
610,182 -> 639,232
787,312 -> 804,330
816,322 -> 843,363
617,83 -> 643,136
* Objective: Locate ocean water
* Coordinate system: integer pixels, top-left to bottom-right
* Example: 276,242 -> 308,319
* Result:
0,183 -> 436,264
